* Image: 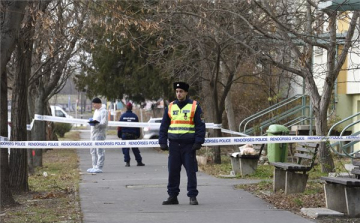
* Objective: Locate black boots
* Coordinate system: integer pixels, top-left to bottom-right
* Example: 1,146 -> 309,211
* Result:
189,197 -> 198,205
162,196 -> 179,205
125,162 -> 145,167
162,196 -> 198,205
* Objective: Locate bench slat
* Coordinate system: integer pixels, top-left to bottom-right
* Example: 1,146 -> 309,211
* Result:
298,142 -> 319,148
270,162 -> 312,171
321,176 -> 360,186
295,147 -> 316,153
238,155 -> 260,159
353,160 -> 360,167
294,153 -> 314,160
351,168 -> 360,175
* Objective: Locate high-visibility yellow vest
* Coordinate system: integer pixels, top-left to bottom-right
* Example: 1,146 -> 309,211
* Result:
168,100 -> 197,134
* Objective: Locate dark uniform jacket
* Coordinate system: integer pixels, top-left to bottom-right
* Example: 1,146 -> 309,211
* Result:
159,98 -> 205,145
117,110 -> 140,139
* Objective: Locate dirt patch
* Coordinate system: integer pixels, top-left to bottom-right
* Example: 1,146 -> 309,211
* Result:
239,181 -> 360,223
240,182 -> 324,213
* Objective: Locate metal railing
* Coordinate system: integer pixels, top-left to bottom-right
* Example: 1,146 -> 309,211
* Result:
239,94 -> 310,135
327,112 -> 360,157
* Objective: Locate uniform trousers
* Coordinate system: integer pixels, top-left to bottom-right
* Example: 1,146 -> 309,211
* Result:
167,141 -> 198,197
121,134 -> 142,163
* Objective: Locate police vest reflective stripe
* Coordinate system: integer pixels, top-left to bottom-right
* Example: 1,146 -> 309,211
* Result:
168,101 -> 197,134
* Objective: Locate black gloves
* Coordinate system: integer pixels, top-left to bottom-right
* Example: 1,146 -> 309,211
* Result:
192,143 -> 202,151
160,143 -> 201,151
160,144 -> 169,151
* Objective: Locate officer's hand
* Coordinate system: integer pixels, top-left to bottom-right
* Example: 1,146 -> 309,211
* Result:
192,143 -> 202,151
160,144 -> 169,151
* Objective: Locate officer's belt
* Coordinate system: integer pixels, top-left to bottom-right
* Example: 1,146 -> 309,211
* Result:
168,127 -> 195,131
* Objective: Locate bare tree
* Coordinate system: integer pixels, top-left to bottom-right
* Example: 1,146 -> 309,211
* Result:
9,0 -> 53,193
145,0 -> 360,169
0,68 -> 16,208
240,0 -> 360,172
27,0 -> 85,167
147,1 -> 294,163
0,0 -> 28,208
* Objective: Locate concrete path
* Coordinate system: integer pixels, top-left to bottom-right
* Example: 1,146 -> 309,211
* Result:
78,131 -> 315,223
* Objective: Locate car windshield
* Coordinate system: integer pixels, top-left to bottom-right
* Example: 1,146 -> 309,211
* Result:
149,118 -> 161,123
55,110 -> 66,117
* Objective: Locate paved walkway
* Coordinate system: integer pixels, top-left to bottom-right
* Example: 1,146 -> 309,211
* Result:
78,131 -> 315,223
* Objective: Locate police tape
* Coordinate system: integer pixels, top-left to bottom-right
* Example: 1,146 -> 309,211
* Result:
30,114 -> 221,130
30,114 -> 246,136
1,135 -> 360,149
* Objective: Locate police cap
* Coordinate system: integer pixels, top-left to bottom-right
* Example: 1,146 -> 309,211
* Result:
173,82 -> 189,92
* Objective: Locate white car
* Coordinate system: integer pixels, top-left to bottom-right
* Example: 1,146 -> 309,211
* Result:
143,118 -> 162,139
50,105 -> 73,118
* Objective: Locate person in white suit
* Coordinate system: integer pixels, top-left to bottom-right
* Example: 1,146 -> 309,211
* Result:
87,97 -> 108,173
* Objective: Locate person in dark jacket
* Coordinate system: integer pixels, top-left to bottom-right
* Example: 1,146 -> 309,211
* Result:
159,81 -> 206,205
117,102 -> 145,167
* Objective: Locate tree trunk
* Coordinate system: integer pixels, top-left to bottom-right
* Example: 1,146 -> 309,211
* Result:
9,148 -> 29,192
27,87 -> 35,173
0,0 -> 28,206
222,66 -> 236,131
211,74 -> 222,164
26,90 -> 45,168
32,90 -> 47,167
212,130 -> 222,164
212,96 -> 223,164
27,110 -> 34,175
9,35 -> 32,192
225,93 -> 236,131
304,3 -> 334,172
24,0 -> 53,167
200,69 -> 221,163
0,69 -> 16,209
0,1 -> 28,75
315,112 -> 335,172
306,71 -> 335,173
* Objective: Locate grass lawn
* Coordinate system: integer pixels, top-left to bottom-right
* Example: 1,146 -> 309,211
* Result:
3,131 -> 82,223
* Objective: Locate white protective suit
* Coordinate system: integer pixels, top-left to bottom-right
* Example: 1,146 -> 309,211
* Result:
89,104 -> 108,172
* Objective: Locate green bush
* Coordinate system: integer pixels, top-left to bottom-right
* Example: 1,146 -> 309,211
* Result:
54,123 -> 72,137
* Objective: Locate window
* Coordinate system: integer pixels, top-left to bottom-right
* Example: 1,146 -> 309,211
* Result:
314,47 -> 323,56
55,110 -> 66,117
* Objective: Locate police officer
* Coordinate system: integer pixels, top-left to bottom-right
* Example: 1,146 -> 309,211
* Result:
118,102 -> 145,167
159,81 -> 206,205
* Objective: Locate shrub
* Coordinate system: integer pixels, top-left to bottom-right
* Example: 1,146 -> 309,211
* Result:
54,123 -> 72,137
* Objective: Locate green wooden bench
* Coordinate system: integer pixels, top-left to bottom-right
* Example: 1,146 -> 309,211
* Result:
270,142 -> 319,194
